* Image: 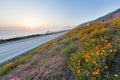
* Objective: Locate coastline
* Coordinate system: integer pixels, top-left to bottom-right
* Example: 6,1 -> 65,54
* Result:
0,30 -> 69,44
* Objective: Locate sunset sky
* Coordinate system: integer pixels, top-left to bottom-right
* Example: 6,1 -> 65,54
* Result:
0,0 -> 120,30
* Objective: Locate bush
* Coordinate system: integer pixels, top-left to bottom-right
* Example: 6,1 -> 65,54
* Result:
62,43 -> 76,57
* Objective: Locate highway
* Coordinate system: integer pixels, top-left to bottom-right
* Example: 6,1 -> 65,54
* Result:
0,32 -> 65,64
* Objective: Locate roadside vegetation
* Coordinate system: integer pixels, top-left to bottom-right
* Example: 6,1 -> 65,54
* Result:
0,18 -> 120,80
0,46 -> 41,77
63,18 -> 120,80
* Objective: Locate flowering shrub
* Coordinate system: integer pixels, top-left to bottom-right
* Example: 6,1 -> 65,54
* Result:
65,18 -> 120,79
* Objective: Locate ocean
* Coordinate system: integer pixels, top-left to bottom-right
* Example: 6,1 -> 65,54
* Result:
0,26 -> 74,40
0,30 -> 47,40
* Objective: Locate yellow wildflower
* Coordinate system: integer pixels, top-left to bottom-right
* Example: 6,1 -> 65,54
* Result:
114,74 -> 118,77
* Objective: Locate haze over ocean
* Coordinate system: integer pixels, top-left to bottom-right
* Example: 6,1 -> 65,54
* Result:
0,26 -> 73,39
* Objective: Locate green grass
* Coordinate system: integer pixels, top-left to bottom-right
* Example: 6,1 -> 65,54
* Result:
62,43 -> 76,57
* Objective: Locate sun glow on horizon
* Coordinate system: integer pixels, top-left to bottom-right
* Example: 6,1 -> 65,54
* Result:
24,20 -> 40,29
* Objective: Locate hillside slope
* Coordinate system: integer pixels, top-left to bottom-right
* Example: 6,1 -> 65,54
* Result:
0,19 -> 120,80
95,8 -> 120,22
80,8 -> 120,26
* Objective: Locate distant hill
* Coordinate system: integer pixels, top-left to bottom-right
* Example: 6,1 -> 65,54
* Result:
80,8 -> 120,26
95,8 -> 120,22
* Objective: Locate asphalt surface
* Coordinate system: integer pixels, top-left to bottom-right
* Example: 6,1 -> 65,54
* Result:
0,32 -> 65,64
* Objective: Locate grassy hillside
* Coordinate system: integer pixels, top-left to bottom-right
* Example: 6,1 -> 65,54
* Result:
66,18 -> 120,80
0,18 -> 120,80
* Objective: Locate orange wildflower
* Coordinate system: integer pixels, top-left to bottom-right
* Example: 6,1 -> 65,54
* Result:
107,43 -> 112,48
109,50 -> 113,53
104,66 -> 108,69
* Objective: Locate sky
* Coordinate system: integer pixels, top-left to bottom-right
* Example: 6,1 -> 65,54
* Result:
0,0 -> 120,30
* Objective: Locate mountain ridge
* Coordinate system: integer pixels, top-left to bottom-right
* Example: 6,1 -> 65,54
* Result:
79,8 -> 120,26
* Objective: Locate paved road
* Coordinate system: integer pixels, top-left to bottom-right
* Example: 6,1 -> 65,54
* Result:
0,32 -> 65,64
